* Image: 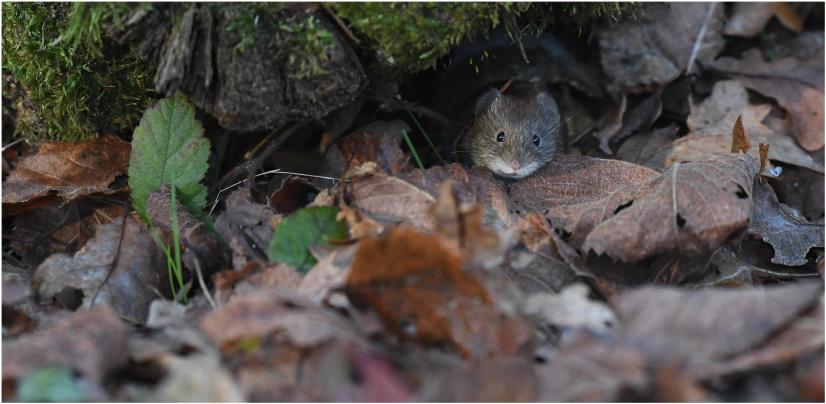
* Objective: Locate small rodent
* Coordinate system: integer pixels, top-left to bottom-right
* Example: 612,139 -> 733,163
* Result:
463,80 -> 564,179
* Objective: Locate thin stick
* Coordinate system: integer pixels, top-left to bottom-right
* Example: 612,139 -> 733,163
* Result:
686,2 -> 717,75
185,241 -> 218,309
90,201 -> 131,307
322,3 -> 360,45
208,169 -> 344,215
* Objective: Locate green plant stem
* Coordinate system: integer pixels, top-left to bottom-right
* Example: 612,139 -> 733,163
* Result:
401,130 -> 425,170
407,110 -> 445,165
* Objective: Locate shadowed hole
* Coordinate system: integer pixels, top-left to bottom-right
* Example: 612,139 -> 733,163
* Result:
676,213 -> 686,228
613,200 -> 634,215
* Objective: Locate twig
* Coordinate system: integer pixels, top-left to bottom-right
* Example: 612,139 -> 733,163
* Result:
90,201 -> 131,307
184,241 -> 218,310
322,3 -> 360,45
686,2 -> 718,75
212,124 -> 303,195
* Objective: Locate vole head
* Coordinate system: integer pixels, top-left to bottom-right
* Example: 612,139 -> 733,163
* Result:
466,82 -> 563,179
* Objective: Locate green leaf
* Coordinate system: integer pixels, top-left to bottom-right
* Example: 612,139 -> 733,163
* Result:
269,206 -> 348,273
128,92 -> 210,220
16,367 -> 85,402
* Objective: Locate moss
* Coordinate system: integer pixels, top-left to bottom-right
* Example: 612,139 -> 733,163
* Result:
330,2 -> 640,73
2,2 -> 156,143
222,4 -> 336,80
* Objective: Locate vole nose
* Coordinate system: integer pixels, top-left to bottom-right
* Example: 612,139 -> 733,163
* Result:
510,161 -> 521,171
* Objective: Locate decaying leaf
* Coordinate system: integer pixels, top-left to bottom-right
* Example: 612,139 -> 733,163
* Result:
2,135 -> 130,205
201,289 -> 350,348
346,226 -> 531,358
519,153 -> 757,262
596,93 -> 662,155
599,3 -> 725,91
215,188 -> 280,271
711,49 -> 824,151
616,125 -> 680,171
346,172 -> 436,231
724,2 -> 803,37
2,306 -> 130,384
401,163 -> 514,231
32,217 -> 166,324
616,282 -> 822,365
537,331 -> 648,401
268,176 -> 319,215
510,155 -> 659,215
671,80 -> 822,173
419,358 -> 539,401
324,120 -> 412,176
748,180 -> 824,266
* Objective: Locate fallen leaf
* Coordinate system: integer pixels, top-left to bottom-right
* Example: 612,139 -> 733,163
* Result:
2,135 -> 130,206
201,289 -> 350,348
346,226 -> 531,358
215,188 -> 280,271
2,306 -> 130,384
711,49 -> 824,151
521,153 -> 756,262
690,300 -> 823,379
297,244 -> 357,304
9,201 -> 124,268
599,3 -> 725,91
616,124 -> 680,171
724,2 -> 802,37
616,282 -> 822,365
331,120 -> 412,175
152,353 -> 245,402
400,163 -> 514,230
267,176 -> 319,215
672,80 -> 822,173
346,172 -> 435,231
580,154 -> 758,261
596,93 -> 662,155
419,358 -> 539,401
593,96 -> 627,154
510,154 -> 659,215
32,217 -> 166,324
15,367 -> 86,403
748,180 -> 824,266
537,330 -> 647,401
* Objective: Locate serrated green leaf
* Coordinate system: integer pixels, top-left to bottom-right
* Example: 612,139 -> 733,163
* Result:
128,92 -> 210,219
269,206 -> 348,273
16,367 -> 84,402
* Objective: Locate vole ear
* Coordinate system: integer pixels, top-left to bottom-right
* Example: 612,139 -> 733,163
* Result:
474,88 -> 501,117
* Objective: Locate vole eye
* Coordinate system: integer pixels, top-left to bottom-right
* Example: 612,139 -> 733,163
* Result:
532,135 -> 541,146
496,132 -> 505,142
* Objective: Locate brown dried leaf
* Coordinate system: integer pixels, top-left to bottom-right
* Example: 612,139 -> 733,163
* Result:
616,282 -> 822,365
599,3 -> 725,91
581,154 -> 758,262
537,331 -> 647,401
724,2 -> 802,37
201,289 -> 349,348
9,201 -> 123,268
419,358 -> 539,401
324,120 -> 412,177
510,154 -> 660,214
711,49 -> 824,151
748,180 -> 824,266
346,227 -> 530,358
346,173 -> 435,231
215,188 -> 279,271
268,176 -> 319,215
690,301 -> 823,379
597,93 -> 662,155
2,306 -> 130,384
731,115 -> 751,153
401,163 -> 514,230
32,217 -> 166,323
671,80 -> 822,173
2,135 -> 130,205
616,125 -> 680,171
